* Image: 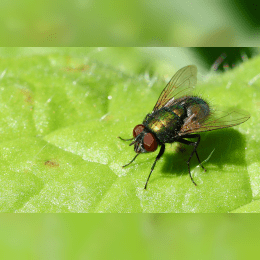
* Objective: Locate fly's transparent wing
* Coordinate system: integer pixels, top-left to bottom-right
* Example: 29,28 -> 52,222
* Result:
153,65 -> 197,112
179,109 -> 250,136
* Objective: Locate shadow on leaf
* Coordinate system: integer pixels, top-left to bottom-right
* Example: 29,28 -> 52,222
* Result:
161,128 -> 247,178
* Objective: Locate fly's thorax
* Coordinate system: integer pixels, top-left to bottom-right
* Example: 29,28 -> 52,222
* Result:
143,106 -> 185,143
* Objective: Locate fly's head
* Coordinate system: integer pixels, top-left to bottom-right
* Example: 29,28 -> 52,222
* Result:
130,124 -> 158,153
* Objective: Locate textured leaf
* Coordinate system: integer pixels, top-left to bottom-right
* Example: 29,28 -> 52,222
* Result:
0,48 -> 258,212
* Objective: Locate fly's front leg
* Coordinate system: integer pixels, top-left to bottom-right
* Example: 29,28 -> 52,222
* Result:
122,153 -> 140,168
118,136 -> 134,141
178,134 -> 205,186
144,144 -> 165,190
118,136 -> 136,167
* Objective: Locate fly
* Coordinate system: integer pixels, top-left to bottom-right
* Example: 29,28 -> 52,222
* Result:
119,65 -> 250,189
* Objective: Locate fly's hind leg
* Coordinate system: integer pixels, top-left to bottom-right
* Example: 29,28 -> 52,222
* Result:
177,134 -> 206,186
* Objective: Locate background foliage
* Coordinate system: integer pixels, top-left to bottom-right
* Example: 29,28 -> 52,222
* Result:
0,214 -> 260,259
1,1 -> 260,47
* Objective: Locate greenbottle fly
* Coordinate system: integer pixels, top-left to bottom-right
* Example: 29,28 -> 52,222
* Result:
119,65 -> 250,190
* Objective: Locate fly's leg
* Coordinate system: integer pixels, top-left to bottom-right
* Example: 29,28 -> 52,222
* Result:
178,134 -> 206,186
118,136 -> 137,167
144,144 -> 165,190
122,153 -> 139,168
184,134 -> 206,172
122,139 -> 138,167
118,136 -> 134,141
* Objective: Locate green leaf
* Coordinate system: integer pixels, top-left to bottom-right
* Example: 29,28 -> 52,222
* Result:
0,48 -> 258,212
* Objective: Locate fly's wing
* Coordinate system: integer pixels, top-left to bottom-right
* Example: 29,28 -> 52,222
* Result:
153,65 -> 197,112
178,109 -> 250,136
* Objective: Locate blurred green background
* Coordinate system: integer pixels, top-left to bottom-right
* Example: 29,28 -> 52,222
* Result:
1,1 -> 260,46
1,214 -> 260,259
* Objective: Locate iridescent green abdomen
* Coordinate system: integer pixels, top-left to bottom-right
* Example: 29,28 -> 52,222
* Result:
175,96 -> 210,122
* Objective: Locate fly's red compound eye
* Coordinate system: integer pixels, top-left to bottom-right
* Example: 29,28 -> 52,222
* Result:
143,133 -> 158,152
133,124 -> 145,138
